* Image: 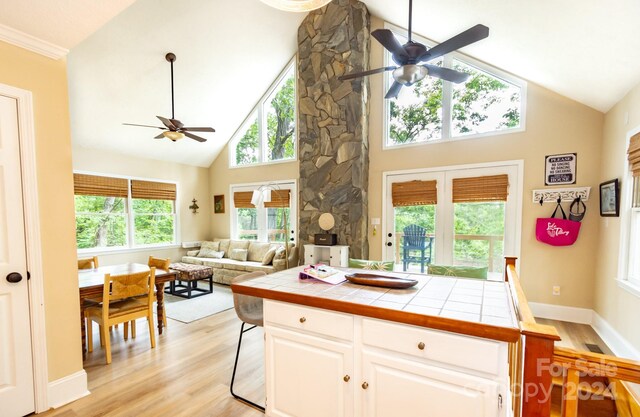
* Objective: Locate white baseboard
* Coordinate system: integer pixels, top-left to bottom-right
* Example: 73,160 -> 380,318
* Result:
529,302 -> 594,324
592,312 -> 640,361
47,370 -> 90,409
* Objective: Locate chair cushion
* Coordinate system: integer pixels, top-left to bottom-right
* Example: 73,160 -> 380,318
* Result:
85,298 -> 148,320
348,258 -> 394,271
427,264 -> 488,279
248,241 -> 272,262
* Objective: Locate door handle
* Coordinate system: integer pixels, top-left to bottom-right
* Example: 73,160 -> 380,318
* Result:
6,272 -> 23,283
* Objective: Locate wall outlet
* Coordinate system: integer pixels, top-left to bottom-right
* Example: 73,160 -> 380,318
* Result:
552,285 -> 561,296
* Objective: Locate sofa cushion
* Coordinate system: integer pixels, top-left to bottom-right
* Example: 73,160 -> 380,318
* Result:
262,247 -> 277,265
230,248 -> 248,262
228,240 -> 250,256
200,241 -> 220,251
213,238 -> 230,257
248,241 -> 272,262
181,256 -> 204,265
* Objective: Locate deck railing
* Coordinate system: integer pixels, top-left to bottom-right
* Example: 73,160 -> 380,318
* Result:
394,233 -> 504,271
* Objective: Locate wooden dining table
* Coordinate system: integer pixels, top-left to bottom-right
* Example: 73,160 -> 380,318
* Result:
78,263 -> 177,358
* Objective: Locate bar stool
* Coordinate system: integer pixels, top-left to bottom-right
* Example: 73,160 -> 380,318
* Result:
230,271 -> 266,412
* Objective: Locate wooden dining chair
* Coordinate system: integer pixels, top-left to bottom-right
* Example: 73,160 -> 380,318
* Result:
78,256 -> 99,270
148,256 -> 170,328
85,268 -> 157,364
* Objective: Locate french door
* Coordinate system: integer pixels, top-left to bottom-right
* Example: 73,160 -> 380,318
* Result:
384,162 -> 522,278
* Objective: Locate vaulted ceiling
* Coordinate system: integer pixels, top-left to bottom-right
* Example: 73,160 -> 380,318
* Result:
2,0 -> 640,167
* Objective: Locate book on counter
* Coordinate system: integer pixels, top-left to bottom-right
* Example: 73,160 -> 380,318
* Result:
299,264 -> 347,285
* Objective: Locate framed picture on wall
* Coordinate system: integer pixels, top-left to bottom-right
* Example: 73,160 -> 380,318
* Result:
599,179 -> 619,217
214,194 -> 225,214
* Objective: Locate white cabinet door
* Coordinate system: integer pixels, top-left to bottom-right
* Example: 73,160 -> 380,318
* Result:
361,351 -> 503,417
0,95 -> 34,417
266,327 -> 354,417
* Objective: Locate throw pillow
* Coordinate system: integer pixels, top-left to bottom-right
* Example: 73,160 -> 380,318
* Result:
348,258 -> 394,271
186,250 -> 199,257
262,248 -> 277,265
427,264 -> 488,279
273,246 -> 286,260
230,248 -> 248,262
198,248 -> 223,258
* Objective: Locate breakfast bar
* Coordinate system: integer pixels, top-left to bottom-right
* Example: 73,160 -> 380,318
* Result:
232,265 -> 528,417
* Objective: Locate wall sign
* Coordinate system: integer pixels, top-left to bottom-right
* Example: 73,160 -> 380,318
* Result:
545,153 -> 577,185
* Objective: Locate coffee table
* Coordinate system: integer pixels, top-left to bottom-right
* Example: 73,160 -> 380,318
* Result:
166,263 -> 214,299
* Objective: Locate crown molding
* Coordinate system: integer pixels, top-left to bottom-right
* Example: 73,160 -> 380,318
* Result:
0,23 -> 68,60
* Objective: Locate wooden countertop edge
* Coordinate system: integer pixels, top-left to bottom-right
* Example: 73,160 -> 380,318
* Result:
232,284 -> 521,343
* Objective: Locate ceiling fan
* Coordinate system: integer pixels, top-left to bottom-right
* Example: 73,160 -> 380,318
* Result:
339,0 -> 489,99
123,53 -> 215,142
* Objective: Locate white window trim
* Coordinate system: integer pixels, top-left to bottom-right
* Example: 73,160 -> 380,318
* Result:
229,56 -> 298,168
617,124 -> 640,297
382,22 -> 527,151
74,170 -> 180,254
229,179 -> 298,243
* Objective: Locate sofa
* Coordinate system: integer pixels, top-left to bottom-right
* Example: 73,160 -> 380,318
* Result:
181,238 -> 298,285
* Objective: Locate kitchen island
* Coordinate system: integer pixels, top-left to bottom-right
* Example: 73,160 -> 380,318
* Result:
232,265 -> 526,417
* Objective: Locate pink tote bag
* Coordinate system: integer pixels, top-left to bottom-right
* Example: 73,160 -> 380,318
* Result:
535,203 -> 581,246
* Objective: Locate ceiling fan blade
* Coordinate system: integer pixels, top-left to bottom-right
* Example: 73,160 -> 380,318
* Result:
123,123 -> 166,129
157,115 -> 176,129
184,132 -> 207,142
372,29 -> 408,62
154,133 -> 165,139
419,24 -> 489,62
182,127 -> 216,132
385,81 -> 403,99
423,64 -> 470,84
339,66 -> 397,81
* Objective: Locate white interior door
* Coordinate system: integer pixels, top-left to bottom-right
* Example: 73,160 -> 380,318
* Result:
0,95 -> 35,417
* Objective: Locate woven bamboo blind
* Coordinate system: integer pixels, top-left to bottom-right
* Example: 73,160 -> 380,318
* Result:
264,190 -> 291,208
131,180 -> 176,200
73,174 -> 128,198
234,191 -> 255,208
628,133 -> 640,177
452,174 -> 509,203
392,180 -> 437,207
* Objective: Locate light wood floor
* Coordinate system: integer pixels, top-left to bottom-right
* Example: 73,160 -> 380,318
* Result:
537,318 -> 614,355
37,309 -> 265,417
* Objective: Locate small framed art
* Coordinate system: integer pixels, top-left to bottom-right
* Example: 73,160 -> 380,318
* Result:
599,179 -> 619,217
214,194 -> 225,214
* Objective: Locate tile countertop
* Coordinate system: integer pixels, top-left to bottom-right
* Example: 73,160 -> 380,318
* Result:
232,266 -> 522,343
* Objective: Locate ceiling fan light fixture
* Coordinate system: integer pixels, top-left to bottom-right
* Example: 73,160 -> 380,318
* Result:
260,0 -> 332,12
163,131 -> 185,141
392,65 -> 428,86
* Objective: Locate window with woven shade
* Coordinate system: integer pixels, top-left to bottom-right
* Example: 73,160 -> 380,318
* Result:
73,174 -> 128,198
392,180 -> 437,206
452,174 -> 509,203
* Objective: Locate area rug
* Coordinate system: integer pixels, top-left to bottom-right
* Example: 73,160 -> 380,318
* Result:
163,283 -> 234,324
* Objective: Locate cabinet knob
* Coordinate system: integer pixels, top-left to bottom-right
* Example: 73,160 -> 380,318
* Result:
299,317 -> 306,323
418,342 -> 425,350
362,382 -> 369,390
343,375 -> 350,382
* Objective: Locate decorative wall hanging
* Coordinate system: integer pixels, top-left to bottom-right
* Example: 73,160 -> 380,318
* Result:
599,179 -> 619,217
189,198 -> 199,214
545,153 -> 577,185
532,187 -> 590,204
214,194 -> 225,214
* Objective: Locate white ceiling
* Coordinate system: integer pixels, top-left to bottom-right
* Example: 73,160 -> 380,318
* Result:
3,0 -> 640,167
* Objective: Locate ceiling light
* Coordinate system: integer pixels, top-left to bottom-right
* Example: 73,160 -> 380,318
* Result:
392,65 -> 428,86
163,131 -> 184,141
260,0 -> 332,12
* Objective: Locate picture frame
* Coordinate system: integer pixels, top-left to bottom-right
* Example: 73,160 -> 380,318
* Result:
545,153 -> 577,186
599,179 -> 619,217
214,194 -> 225,214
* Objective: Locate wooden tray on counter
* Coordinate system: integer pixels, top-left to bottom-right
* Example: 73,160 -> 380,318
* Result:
345,273 -> 418,289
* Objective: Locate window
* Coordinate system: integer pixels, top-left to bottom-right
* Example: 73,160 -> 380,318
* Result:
384,26 -> 526,148
231,59 -> 296,167
231,182 -> 297,243
74,173 -> 177,251
621,131 -> 640,291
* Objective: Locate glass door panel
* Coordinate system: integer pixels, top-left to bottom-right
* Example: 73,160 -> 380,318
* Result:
394,205 -> 436,273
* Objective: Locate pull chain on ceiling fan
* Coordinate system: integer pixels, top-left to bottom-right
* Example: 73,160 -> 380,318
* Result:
339,0 -> 489,99
123,52 -> 215,142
